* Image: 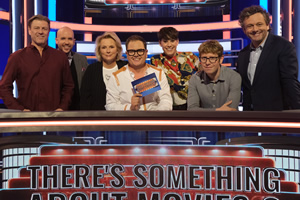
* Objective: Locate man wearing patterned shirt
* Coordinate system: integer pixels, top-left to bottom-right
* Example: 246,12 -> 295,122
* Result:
151,27 -> 199,110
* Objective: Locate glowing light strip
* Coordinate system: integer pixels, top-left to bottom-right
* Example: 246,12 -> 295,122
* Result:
0,120 -> 300,129
289,0 -> 292,41
272,0 -> 281,36
0,11 -> 9,21
48,0 -> 56,48
34,0 -> 39,15
84,17 -> 93,42
50,20 -> 240,32
222,14 -> 230,39
260,0 -> 268,11
24,0 -> 28,47
12,0 -> 17,52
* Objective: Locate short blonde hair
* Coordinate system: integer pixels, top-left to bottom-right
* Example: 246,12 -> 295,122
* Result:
198,40 -> 223,58
95,32 -> 123,61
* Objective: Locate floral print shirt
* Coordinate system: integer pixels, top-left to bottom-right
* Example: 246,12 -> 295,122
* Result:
151,52 -> 199,106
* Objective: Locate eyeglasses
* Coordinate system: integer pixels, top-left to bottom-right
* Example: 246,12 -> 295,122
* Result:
127,49 -> 146,56
200,57 -> 219,63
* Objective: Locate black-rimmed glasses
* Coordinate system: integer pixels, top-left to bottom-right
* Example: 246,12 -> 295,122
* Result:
127,49 -> 146,56
200,57 -> 219,63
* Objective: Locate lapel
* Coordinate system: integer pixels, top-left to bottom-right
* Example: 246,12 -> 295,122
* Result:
71,52 -> 83,87
252,33 -> 273,85
240,46 -> 251,87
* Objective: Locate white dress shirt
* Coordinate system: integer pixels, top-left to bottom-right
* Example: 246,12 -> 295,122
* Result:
105,64 -> 173,111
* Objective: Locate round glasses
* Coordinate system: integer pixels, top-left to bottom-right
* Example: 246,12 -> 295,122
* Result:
200,57 -> 219,63
127,49 -> 146,56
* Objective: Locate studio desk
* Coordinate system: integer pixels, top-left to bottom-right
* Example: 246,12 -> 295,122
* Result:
1,110 -> 300,200
0,109 -> 300,133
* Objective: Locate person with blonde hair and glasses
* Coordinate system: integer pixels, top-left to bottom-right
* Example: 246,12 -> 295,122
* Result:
188,40 -> 241,111
80,32 -> 127,110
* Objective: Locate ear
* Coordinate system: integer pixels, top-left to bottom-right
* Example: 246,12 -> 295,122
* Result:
159,40 -> 162,47
242,27 -> 247,34
219,55 -> 224,64
175,39 -> 179,46
55,37 -> 58,45
28,27 -> 32,36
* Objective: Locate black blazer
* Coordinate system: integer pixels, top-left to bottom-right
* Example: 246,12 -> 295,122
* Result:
237,33 -> 300,111
80,60 -> 127,110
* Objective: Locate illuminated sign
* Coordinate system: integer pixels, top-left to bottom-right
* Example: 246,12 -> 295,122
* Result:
85,0 -> 228,6
104,0 -> 206,5
0,145 -> 299,200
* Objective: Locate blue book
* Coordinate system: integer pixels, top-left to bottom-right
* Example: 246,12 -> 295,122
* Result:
131,73 -> 161,97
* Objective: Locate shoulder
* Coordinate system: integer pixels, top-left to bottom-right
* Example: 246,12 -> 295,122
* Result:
178,52 -> 197,58
9,48 -> 23,58
48,46 -> 66,57
116,60 -> 128,68
113,65 -> 128,77
88,61 -> 102,68
189,72 -> 200,82
151,54 -> 161,60
73,52 -> 87,59
148,64 -> 162,72
178,52 -> 198,63
84,61 -> 102,74
222,66 -> 241,80
111,65 -> 128,86
266,33 -> 293,48
240,44 -> 251,53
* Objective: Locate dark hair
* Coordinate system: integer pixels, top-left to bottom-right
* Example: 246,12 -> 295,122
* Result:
157,27 -> 179,41
125,35 -> 147,50
238,5 -> 271,28
198,40 -> 223,58
28,14 -> 50,28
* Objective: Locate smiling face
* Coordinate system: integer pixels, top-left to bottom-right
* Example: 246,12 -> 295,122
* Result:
99,38 -> 118,65
200,53 -> 224,81
242,13 -> 270,48
159,39 -> 179,58
28,19 -> 49,48
55,27 -> 75,54
126,40 -> 148,69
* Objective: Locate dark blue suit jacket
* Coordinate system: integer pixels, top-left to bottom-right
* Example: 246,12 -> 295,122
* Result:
237,33 -> 300,111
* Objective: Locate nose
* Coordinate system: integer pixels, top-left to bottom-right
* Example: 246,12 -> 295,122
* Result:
252,25 -> 259,31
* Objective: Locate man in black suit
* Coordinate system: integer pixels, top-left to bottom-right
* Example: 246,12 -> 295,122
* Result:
237,5 -> 300,111
56,26 -> 89,110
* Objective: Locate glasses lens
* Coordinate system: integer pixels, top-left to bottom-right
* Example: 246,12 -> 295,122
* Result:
200,57 -> 207,62
200,57 -> 218,63
127,50 -> 134,56
209,57 -> 218,63
127,49 -> 145,56
137,49 -> 145,56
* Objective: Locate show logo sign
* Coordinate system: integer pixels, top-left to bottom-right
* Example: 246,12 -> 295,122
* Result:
1,145 -> 299,200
